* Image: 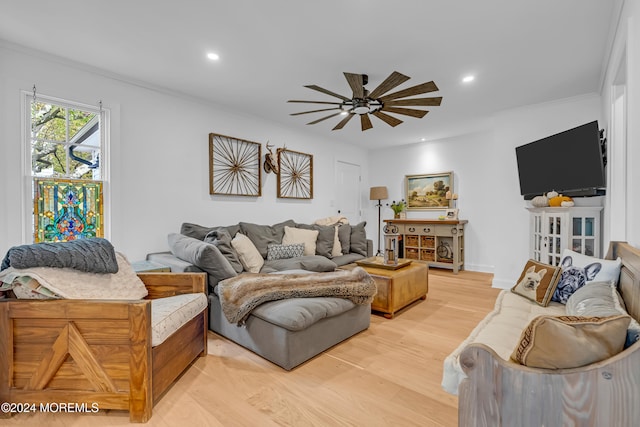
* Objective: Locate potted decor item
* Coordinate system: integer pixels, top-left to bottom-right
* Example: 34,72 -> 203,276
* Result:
388,200 -> 406,219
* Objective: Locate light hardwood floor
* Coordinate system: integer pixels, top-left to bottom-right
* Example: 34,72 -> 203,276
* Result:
5,269 -> 500,426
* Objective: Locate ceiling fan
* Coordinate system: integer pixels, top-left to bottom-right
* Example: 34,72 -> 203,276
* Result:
288,71 -> 442,131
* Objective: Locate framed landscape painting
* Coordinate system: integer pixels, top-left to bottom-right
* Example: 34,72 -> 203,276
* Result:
405,172 -> 453,210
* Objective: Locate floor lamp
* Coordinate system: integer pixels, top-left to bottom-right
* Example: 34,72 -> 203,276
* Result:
370,186 -> 388,257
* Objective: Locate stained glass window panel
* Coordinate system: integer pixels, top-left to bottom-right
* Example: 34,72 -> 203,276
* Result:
34,178 -> 104,243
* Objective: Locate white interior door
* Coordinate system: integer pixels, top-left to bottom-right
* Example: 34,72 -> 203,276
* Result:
335,160 -> 361,223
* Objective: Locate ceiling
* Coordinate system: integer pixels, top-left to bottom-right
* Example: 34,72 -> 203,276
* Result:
0,1 -> 619,149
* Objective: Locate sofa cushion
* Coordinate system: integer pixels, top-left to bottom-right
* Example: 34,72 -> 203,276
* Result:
231,233 -> 264,273
250,297 -> 357,331
266,243 -> 305,261
261,255 -> 337,273
338,224 -> 352,255
510,314 -> 630,369
282,226 -> 318,256
168,233 -> 237,283
552,250 -> 622,304
180,222 -> 240,241
297,223 -> 335,258
566,280 -> 640,348
511,259 -> 562,306
151,293 -> 208,346
239,220 -> 296,258
204,229 -> 243,273
349,222 -> 368,256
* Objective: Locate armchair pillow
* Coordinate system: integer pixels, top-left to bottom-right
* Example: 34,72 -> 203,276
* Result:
552,249 -> 623,304
282,226 -> 319,256
510,314 -> 630,369
168,233 -> 237,281
511,259 -> 562,306
204,229 -> 243,273
231,233 -> 264,273
296,223 -> 335,258
349,222 -> 368,257
331,226 -> 342,257
239,220 -> 296,258
338,224 -> 352,255
566,280 -> 640,348
180,222 -> 240,241
266,243 -> 305,261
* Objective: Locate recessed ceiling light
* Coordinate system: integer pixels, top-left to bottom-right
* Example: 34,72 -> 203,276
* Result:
207,52 -> 220,61
421,138 -> 426,141
462,75 -> 475,83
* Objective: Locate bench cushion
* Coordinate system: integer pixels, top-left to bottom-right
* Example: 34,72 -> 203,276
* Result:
151,293 -> 208,346
442,290 -> 565,395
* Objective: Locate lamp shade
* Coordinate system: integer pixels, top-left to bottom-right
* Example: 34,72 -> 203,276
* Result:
369,186 -> 388,200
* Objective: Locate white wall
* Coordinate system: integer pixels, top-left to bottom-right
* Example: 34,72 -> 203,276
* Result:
369,94 -> 602,288
601,0 -> 640,248
0,43 -> 369,260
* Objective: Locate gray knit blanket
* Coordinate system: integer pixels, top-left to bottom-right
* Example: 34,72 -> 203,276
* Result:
218,267 -> 376,325
1,238 -> 119,274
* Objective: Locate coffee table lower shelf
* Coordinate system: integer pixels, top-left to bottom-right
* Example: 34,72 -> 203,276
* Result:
344,261 -> 429,319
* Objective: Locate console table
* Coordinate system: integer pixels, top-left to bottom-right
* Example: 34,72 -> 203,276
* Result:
384,219 -> 467,274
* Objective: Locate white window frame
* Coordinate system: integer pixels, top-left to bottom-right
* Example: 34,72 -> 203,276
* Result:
20,91 -> 111,243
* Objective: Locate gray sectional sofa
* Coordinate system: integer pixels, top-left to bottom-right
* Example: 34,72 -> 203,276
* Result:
147,219 -> 373,370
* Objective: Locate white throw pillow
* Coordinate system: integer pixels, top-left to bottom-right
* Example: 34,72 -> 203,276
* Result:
331,225 -> 342,257
282,226 -> 319,256
231,233 -> 264,273
561,249 -> 622,283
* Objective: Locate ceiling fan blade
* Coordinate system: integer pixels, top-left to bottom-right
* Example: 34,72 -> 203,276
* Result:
343,73 -> 364,99
368,71 -> 410,99
332,113 -> 355,130
306,112 -> 343,125
360,114 -> 373,131
379,81 -> 439,102
290,107 -> 341,116
304,85 -> 351,101
385,97 -> 443,107
371,111 -> 403,127
380,106 -> 429,118
288,100 -> 344,105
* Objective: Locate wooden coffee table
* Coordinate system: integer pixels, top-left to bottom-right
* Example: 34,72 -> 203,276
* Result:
342,259 -> 428,318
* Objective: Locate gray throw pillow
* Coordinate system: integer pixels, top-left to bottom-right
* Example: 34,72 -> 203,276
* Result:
349,221 -> 368,256
239,220 -> 296,258
338,224 -> 352,255
566,280 -> 640,348
296,223 -> 334,258
168,233 -> 237,285
204,229 -> 243,273
180,222 -> 240,241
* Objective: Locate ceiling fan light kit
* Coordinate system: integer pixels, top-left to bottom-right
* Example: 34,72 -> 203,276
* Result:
288,71 -> 442,131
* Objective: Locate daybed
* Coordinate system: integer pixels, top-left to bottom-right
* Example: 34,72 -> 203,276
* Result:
0,244 -> 208,423
443,241 -> 640,427
147,220 -> 375,370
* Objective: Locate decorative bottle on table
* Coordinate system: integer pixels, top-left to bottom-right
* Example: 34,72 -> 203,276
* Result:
383,224 -> 400,265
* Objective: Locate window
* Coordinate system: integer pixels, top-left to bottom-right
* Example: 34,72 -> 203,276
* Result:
23,92 -> 109,243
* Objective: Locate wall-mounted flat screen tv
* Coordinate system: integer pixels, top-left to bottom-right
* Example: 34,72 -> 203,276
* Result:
515,121 -> 605,200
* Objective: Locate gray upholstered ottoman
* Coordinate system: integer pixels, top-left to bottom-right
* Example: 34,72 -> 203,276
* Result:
209,290 -> 370,370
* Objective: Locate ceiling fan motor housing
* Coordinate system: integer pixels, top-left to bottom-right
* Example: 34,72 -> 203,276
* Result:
288,71 -> 442,131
